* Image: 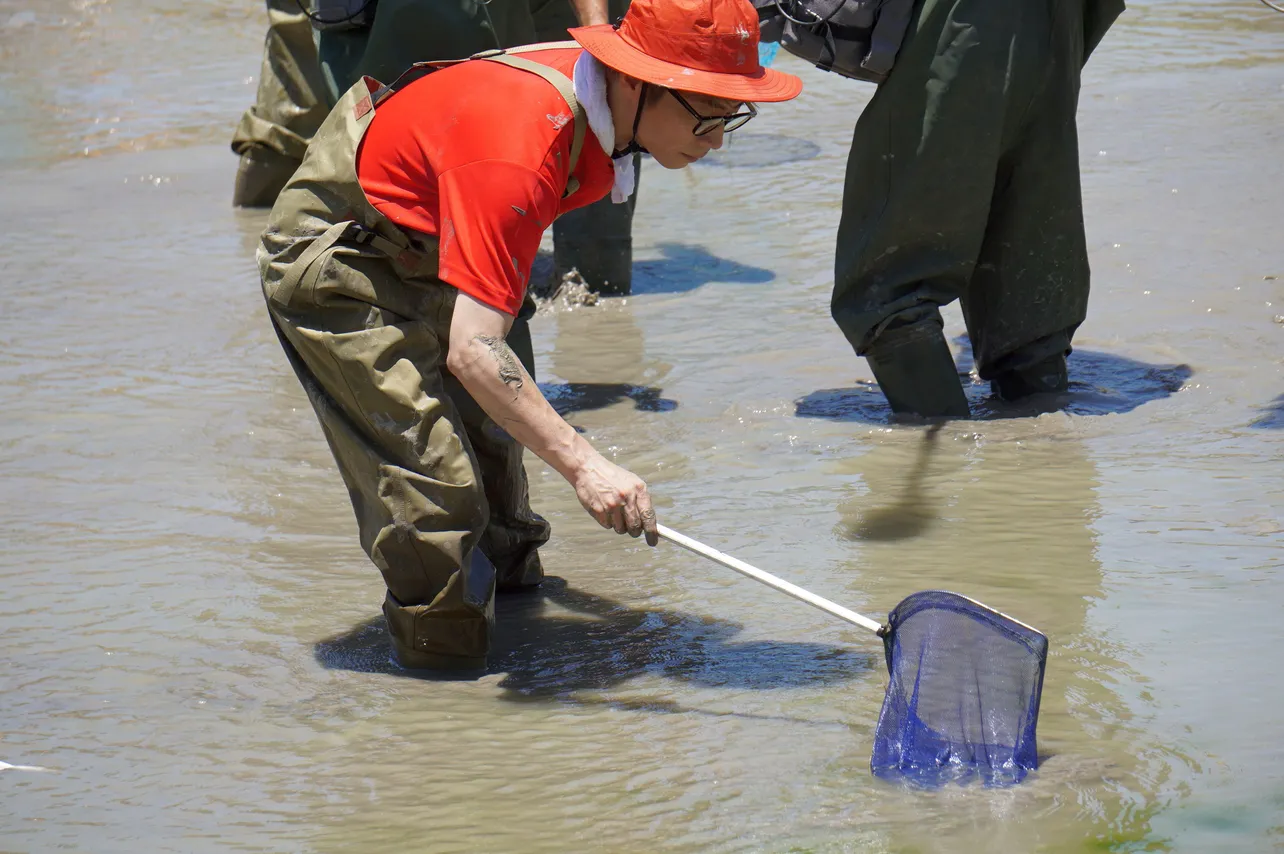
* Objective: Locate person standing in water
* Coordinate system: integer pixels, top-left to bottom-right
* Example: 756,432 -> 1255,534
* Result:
258,0 -> 802,672
231,0 -> 331,207
828,0 -> 1125,417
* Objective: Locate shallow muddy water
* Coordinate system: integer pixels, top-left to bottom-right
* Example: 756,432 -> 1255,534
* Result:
1,1 -> 1282,851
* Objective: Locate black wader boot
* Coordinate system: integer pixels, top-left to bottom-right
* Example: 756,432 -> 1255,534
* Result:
865,320 -> 971,418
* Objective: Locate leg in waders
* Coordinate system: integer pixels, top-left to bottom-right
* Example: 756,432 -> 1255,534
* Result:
303,2 -> 551,607
232,0 -> 331,207
832,0 -> 1122,417
258,66 -> 569,670
531,0 -> 638,295
259,2 -> 801,671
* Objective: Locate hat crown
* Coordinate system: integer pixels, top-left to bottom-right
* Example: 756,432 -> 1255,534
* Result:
618,0 -> 761,79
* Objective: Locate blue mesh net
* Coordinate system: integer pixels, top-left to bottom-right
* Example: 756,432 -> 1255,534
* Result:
870,590 -> 1048,788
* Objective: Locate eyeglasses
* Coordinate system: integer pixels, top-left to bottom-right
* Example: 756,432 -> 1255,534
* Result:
667,90 -> 758,136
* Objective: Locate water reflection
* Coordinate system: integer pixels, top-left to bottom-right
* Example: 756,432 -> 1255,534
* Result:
796,349 -> 1193,423
540,287 -> 683,427
842,425 -> 943,542
631,241 -> 775,294
826,431 -> 1172,846
693,132 -> 823,169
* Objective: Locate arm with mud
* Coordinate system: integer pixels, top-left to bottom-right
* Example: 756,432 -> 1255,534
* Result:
446,292 -> 658,544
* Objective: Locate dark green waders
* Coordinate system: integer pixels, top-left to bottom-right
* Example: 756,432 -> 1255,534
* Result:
316,0 -> 539,101
831,0 -> 1124,417
231,0 -> 331,208
259,50 -> 587,670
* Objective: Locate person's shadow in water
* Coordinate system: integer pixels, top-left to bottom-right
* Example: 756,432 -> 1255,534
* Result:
796,339 -> 1194,424
630,242 -> 775,295
314,579 -> 876,723
1251,394 -> 1284,429
538,382 -> 679,416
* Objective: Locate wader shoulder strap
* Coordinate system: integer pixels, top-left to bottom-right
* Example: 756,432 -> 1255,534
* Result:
481,53 -> 587,198
372,41 -> 583,105
369,43 -> 589,196
501,40 -> 581,54
271,221 -> 350,307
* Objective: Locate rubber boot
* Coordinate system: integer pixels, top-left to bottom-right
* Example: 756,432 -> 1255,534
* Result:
384,549 -> 496,674
232,145 -> 301,208
865,322 -> 971,418
388,628 -> 487,673
990,352 -> 1068,400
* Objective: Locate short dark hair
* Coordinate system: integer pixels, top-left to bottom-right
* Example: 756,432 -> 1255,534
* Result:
605,67 -> 669,104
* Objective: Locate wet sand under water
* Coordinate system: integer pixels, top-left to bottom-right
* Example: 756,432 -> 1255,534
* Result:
1,1 -> 1282,851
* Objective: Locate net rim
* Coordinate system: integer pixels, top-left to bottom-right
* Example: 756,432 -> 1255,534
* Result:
888,590 -> 1049,654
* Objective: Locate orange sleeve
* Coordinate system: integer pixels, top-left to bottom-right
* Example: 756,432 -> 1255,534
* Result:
434,159 -> 563,317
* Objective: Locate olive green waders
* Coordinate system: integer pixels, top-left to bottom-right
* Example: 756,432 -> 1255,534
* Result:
831,0 -> 1123,416
231,0 -> 331,207
259,49 -> 588,670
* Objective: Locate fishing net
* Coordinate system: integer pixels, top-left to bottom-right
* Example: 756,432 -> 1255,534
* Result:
871,590 -> 1048,787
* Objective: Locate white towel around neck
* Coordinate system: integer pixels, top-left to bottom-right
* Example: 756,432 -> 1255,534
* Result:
572,51 -> 636,204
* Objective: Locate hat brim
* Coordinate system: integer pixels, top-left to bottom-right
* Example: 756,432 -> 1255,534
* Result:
569,25 -> 802,103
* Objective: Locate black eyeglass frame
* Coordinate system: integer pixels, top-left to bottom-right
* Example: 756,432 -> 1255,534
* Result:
666,89 -> 758,136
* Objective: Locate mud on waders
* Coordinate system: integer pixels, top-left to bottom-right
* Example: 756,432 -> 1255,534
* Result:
258,43 -> 587,671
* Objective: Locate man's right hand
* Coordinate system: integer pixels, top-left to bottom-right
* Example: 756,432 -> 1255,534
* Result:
572,455 -> 659,546
445,293 -> 659,547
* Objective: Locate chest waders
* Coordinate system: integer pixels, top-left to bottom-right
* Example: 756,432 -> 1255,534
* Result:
830,0 -> 1123,417
258,43 -> 587,671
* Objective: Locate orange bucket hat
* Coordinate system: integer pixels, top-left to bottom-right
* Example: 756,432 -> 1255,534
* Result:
569,0 -> 803,103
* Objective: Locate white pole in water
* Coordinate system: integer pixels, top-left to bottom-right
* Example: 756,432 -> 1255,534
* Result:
657,524 -> 885,635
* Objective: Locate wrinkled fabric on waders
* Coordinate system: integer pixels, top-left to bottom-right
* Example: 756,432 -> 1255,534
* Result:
259,46 -> 588,670
830,0 -> 1124,415
231,0 -> 331,207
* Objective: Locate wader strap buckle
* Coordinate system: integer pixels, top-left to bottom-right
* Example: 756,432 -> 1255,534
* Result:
350,224 -> 437,278
271,221 -> 353,307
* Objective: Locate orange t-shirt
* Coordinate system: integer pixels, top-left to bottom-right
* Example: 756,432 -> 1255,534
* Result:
355,48 -> 613,316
